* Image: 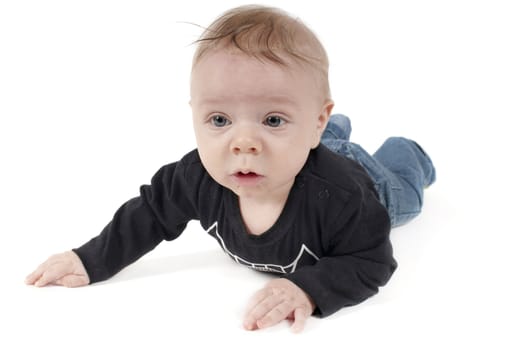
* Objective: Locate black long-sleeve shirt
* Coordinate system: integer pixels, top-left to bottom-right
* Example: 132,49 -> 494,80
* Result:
74,144 -> 397,317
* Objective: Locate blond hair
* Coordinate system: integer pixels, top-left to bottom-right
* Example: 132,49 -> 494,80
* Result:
192,5 -> 331,99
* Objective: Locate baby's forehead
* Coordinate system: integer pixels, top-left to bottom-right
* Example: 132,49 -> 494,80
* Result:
191,49 -> 328,107
192,48 -> 322,91
194,47 -> 320,83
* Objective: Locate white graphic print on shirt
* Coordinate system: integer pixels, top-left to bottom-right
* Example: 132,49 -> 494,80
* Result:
206,222 -> 320,274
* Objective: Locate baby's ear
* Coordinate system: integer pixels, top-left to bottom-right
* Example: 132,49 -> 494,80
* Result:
312,100 -> 334,148
317,100 -> 334,131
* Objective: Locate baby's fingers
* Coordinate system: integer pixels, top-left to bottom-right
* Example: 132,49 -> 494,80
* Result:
32,265 -> 67,287
255,301 -> 293,330
25,269 -> 43,286
290,307 -> 310,333
244,288 -> 272,316
243,289 -> 277,330
25,259 -> 51,286
244,296 -> 289,330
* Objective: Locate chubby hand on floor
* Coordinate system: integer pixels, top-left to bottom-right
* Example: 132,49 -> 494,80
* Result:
243,278 -> 315,333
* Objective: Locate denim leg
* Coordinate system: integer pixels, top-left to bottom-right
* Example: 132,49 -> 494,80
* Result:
321,114 -> 353,155
321,114 -> 351,141
371,137 -> 436,226
321,115 -> 436,227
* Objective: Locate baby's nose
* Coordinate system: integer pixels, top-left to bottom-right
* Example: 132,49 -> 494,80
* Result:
230,128 -> 262,155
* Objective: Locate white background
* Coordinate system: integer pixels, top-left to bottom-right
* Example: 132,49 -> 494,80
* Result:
1,0 -> 526,348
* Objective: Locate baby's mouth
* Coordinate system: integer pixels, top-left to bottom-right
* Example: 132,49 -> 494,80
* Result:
236,171 -> 259,178
232,171 -> 263,186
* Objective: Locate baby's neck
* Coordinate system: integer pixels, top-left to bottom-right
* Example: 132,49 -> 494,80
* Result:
238,194 -> 288,236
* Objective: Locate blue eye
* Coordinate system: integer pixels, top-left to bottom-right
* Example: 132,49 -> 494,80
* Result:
264,115 -> 284,128
211,115 -> 231,127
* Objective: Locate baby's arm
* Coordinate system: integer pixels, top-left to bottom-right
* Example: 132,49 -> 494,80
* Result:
243,278 -> 314,333
26,159 -> 200,287
243,191 -> 395,330
25,250 -> 89,288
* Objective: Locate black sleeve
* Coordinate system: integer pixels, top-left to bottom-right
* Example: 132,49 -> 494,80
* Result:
73,161 -> 199,283
284,194 -> 397,317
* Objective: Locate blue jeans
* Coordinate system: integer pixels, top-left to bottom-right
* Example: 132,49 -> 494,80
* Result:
321,114 -> 436,227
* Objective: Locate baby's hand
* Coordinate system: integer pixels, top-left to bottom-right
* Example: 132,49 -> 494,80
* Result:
25,250 -> 90,288
243,278 -> 315,333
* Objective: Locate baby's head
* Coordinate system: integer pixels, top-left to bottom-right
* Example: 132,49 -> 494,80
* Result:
192,5 -> 331,102
190,5 -> 334,201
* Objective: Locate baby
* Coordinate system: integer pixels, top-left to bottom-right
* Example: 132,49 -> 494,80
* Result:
26,5 -> 436,332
